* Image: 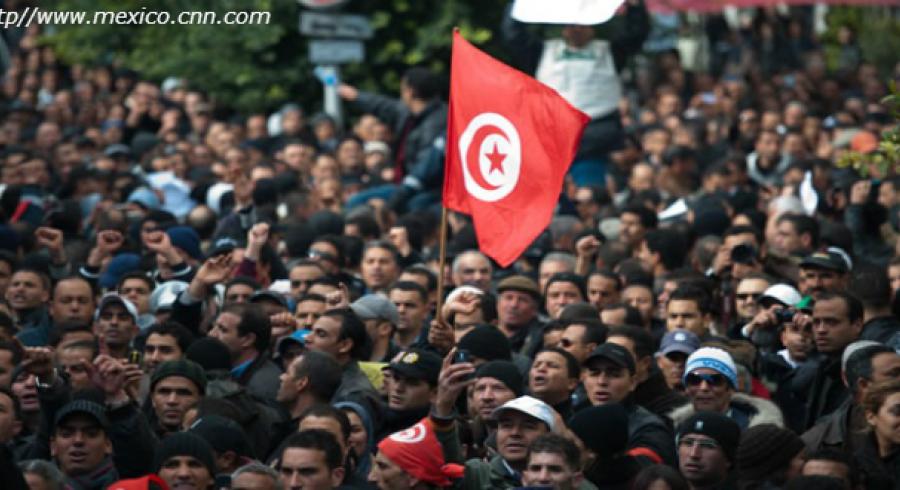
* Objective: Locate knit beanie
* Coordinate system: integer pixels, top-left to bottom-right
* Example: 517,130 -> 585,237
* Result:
185,337 -> 233,372
475,361 -> 524,396
189,414 -> 254,459
166,226 -> 203,261
457,325 -> 512,362
736,424 -> 805,481
677,411 -> 741,463
155,431 -> 217,476
150,359 -> 207,393
684,347 -> 738,389
568,403 -> 629,458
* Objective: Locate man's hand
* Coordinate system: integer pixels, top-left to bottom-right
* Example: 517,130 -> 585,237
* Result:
245,223 -> 269,261
574,235 -> 601,275
271,312 -> 298,338
337,84 -> 359,101
575,235 -> 600,258
441,290 -> 481,324
188,254 -> 234,299
22,347 -> 55,381
122,362 -> 144,401
744,307 -> 779,336
98,230 -> 125,254
427,319 -> 455,354
35,226 -> 66,264
145,230 -> 182,265
325,283 -> 351,310
434,348 -> 475,418
89,355 -> 128,397
143,230 -> 173,254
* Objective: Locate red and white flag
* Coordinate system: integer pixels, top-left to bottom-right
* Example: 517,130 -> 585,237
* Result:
443,32 -> 589,267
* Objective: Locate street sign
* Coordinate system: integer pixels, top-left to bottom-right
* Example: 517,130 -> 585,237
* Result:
300,12 -> 373,39
298,0 -> 349,9
309,39 -> 364,64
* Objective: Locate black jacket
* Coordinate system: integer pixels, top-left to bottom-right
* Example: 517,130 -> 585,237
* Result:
801,399 -> 867,455
632,368 -> 687,423
623,400 -> 677,467
27,378 -> 158,479
853,431 -> 900,490
860,315 -> 900,344
352,93 -> 447,192
801,354 -> 850,431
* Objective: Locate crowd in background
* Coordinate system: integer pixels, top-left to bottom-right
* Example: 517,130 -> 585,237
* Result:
0,1 -> 899,489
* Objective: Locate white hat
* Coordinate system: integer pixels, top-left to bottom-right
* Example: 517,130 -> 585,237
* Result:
759,284 -> 802,308
150,281 -> 189,314
684,347 -> 738,388
841,340 -> 883,373
491,396 -> 555,431
94,293 -> 139,324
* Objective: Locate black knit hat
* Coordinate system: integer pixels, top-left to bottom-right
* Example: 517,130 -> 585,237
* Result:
189,415 -> 254,459
736,424 -> 805,481
155,431 -> 217,476
568,403 -> 628,457
55,400 -> 110,432
457,325 -> 511,361
475,361 -> 524,396
677,411 -> 741,462
150,359 -> 207,393
185,337 -> 232,372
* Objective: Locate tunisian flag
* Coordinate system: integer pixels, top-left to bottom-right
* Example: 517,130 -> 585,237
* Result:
443,31 -> 589,267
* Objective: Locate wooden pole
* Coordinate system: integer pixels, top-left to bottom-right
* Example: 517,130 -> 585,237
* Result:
435,205 -> 449,320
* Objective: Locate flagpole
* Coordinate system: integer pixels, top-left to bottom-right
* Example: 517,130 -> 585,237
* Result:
435,205 -> 449,324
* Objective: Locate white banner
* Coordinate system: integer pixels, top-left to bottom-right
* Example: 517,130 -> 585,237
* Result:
511,0 -> 625,25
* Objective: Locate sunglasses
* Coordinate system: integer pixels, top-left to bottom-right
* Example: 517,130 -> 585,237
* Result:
735,292 -> 763,301
679,436 -> 720,450
685,372 -> 729,388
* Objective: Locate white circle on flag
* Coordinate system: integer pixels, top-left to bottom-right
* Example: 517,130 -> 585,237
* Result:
458,112 -> 521,202
389,422 -> 427,443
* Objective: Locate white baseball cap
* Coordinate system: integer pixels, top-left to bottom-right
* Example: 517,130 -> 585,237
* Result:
491,396 -> 555,431
759,284 -> 802,308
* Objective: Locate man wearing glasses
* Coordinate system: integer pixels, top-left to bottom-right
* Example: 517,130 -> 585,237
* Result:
731,274 -> 772,334
669,347 -> 785,431
676,411 -> 741,490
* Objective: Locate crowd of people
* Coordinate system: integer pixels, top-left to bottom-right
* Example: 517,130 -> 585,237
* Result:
0,1 -> 899,489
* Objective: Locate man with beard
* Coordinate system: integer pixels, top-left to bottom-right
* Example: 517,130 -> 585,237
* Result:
798,251 -> 849,299
433,352 -> 559,488
468,361 -> 523,456
150,359 -> 206,437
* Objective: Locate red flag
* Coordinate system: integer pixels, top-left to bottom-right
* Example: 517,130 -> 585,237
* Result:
443,31 -> 589,267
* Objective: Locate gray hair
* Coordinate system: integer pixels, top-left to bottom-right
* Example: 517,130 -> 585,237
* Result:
17,460 -> 65,490
451,250 -> 491,274
232,462 -> 283,490
540,252 -> 577,271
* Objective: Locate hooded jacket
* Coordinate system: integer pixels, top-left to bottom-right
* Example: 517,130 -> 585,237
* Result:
334,401 -> 375,482
667,393 -> 785,431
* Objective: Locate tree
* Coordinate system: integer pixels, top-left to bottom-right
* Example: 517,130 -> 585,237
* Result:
42,0 -> 509,115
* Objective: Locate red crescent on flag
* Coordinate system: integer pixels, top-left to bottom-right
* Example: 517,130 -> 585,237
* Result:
465,124 -> 505,192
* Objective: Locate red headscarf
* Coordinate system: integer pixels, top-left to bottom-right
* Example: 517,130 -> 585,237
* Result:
377,418 -> 465,487
107,474 -> 170,490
